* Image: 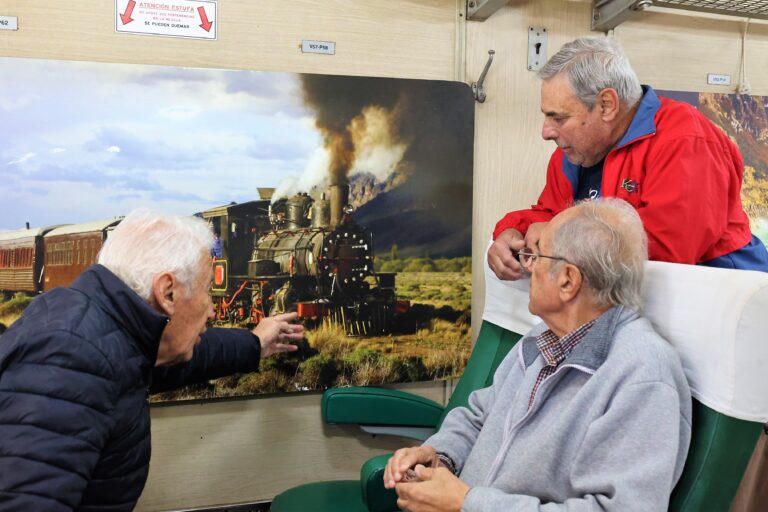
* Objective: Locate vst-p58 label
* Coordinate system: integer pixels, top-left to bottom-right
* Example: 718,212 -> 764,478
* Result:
302,40 -> 336,55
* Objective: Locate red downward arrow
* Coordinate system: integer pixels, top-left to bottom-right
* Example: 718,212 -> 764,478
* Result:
120,0 -> 136,25
198,6 -> 213,32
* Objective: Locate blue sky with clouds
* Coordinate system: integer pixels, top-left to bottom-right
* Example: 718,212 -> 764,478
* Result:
0,57 -> 319,230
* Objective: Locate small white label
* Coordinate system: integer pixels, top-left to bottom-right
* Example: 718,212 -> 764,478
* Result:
115,0 -> 217,40
0,16 -> 18,30
302,40 -> 335,55
707,73 -> 732,86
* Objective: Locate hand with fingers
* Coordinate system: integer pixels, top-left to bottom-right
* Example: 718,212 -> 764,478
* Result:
523,222 -> 548,252
251,312 -> 304,358
487,228 -> 526,281
384,446 -> 440,489
395,465 -> 469,512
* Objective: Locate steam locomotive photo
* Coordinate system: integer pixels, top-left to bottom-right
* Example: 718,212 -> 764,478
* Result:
206,184 -> 403,335
0,184 -> 404,335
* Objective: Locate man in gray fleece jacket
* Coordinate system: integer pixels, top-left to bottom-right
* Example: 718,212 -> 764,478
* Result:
385,198 -> 692,512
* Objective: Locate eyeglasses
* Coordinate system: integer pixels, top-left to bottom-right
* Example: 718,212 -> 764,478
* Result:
517,250 -> 570,271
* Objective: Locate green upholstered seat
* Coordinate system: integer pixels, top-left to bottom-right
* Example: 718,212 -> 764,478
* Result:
670,401 -> 762,511
270,480 -> 366,512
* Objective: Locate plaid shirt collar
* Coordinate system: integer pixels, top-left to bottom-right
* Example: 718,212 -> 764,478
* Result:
536,320 -> 597,367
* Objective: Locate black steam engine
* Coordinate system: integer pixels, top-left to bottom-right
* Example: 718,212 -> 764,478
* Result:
205,185 -> 402,335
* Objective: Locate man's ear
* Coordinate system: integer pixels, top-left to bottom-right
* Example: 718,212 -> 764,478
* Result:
596,88 -> 620,121
557,264 -> 583,303
151,272 -> 177,316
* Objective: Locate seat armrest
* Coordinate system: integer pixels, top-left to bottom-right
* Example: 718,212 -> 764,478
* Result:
361,453 -> 398,512
322,387 -> 444,427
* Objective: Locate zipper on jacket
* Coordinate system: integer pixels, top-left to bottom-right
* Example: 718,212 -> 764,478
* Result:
482,363 -> 595,486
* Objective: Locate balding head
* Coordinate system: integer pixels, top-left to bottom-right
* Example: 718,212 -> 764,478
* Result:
548,198 -> 647,310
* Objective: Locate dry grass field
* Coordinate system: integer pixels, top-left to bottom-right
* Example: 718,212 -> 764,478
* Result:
0,294 -> 31,330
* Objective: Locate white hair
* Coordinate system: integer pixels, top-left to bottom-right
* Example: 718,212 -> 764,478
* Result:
97,209 -> 214,301
550,198 -> 647,310
538,37 -> 643,109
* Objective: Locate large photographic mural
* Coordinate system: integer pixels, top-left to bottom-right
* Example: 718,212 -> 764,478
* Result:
0,57 -> 475,401
659,89 -> 768,245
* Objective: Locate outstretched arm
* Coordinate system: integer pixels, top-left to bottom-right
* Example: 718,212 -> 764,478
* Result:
151,313 -> 303,392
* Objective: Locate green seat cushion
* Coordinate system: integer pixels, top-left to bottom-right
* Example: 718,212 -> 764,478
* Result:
361,454 -> 398,512
670,400 -> 762,511
271,481 -> 367,512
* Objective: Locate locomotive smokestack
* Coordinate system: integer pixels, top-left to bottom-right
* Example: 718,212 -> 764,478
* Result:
25,222 -> 30,229
329,184 -> 349,228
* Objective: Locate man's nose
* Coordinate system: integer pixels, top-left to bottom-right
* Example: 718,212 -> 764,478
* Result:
541,121 -> 557,141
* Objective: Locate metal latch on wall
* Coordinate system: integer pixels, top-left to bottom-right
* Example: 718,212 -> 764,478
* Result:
528,27 -> 547,71
472,50 -> 495,103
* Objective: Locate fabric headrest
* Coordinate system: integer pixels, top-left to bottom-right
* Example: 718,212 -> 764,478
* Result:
482,244 -> 768,422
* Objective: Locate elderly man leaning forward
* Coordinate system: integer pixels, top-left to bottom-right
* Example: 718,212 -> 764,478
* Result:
488,37 -> 768,281
0,209 -> 304,511
385,199 -> 692,512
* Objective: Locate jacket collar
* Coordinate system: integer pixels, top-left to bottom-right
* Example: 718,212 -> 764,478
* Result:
614,85 -> 661,149
71,265 -> 168,363
522,306 -> 636,371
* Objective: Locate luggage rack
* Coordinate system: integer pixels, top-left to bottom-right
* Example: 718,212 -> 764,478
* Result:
593,0 -> 768,31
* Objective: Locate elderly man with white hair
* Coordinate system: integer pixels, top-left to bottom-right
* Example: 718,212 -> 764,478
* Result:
385,199 -> 692,512
0,209 -> 303,511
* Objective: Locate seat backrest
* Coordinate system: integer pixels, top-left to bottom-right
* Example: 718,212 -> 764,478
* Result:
438,321 -> 521,426
466,247 -> 768,509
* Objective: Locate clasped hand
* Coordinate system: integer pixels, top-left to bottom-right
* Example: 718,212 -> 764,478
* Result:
384,446 -> 469,512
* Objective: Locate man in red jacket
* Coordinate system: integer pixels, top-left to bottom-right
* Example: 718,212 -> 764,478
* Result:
488,37 -> 768,281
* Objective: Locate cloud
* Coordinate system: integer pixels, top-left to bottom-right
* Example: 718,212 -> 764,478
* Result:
249,141 -> 312,161
84,127 -> 201,170
158,106 -> 202,120
51,148 -> 67,153
22,164 -> 159,193
150,189 -> 205,202
0,95 -> 36,111
224,71 -> 280,97
7,152 -> 36,165
129,67 -> 214,86
109,192 -> 143,202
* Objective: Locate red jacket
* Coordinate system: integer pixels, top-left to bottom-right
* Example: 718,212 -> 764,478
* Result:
493,87 -> 752,265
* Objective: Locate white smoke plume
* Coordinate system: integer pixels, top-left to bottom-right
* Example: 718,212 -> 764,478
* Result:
272,104 -> 406,202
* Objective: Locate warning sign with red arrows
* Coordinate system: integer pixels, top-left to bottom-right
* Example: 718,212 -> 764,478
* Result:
115,0 -> 217,40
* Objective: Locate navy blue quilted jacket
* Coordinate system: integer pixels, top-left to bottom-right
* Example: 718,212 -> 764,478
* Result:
0,265 -> 262,511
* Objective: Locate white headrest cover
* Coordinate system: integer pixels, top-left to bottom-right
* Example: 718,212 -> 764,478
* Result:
482,244 -> 768,422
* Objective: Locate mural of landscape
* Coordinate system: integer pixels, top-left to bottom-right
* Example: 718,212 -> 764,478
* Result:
660,89 -> 768,244
0,57 -> 475,401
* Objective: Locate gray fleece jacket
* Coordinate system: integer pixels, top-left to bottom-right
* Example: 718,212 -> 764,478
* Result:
425,306 -> 692,511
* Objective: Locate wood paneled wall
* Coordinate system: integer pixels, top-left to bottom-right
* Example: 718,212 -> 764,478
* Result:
0,0 -> 458,78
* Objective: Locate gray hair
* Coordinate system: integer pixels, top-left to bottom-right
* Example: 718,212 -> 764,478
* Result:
98,209 -> 214,301
538,37 -> 643,110
550,198 -> 647,310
